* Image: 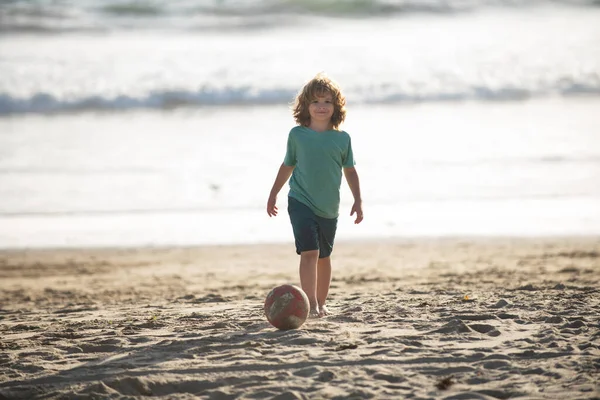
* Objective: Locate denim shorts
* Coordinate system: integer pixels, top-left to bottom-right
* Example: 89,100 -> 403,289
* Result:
288,196 -> 338,258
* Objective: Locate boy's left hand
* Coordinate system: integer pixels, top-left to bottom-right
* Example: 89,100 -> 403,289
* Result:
350,201 -> 363,224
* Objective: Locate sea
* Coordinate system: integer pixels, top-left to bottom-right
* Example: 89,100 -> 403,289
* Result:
0,0 -> 599,249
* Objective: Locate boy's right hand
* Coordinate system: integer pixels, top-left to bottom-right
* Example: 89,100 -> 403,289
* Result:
267,195 -> 278,217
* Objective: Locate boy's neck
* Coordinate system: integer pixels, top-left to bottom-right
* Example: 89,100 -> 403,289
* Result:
308,121 -> 333,132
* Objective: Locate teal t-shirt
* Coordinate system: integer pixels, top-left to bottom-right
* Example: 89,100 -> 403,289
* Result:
283,126 -> 356,219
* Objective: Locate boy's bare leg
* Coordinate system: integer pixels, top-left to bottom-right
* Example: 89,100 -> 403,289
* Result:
299,250 -> 320,317
317,256 -> 332,316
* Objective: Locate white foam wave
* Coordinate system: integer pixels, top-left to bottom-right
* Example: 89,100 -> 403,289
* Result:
1,81 -> 599,115
1,0 -> 598,34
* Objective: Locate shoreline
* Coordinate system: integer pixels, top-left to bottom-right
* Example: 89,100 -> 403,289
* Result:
1,233 -> 599,251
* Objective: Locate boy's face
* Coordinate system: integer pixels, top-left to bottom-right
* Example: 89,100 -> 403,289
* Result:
308,91 -> 334,124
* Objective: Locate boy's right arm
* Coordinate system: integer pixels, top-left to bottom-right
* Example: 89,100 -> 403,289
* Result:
267,163 -> 295,217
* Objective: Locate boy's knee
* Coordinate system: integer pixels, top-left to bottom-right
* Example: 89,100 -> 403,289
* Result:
300,250 -> 319,260
318,256 -> 331,264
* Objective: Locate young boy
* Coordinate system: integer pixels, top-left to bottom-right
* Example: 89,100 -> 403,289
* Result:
266,73 -> 363,318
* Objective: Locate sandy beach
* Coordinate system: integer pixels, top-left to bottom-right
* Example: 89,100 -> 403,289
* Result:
0,237 -> 598,399
2,0 -> 599,398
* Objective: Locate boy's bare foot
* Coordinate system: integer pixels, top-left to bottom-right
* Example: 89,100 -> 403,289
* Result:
309,308 -> 320,319
318,305 -> 330,317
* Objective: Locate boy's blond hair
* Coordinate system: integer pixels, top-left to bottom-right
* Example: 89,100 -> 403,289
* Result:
292,73 -> 347,130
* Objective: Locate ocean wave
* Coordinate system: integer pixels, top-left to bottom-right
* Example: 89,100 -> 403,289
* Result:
0,87 -> 293,115
1,82 -> 599,115
1,0 -> 598,34
205,0 -> 600,17
100,3 -> 163,17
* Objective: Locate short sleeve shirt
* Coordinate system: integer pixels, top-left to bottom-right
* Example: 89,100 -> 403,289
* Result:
283,126 -> 355,218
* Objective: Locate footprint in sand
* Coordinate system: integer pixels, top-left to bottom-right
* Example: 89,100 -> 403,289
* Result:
193,294 -> 230,303
490,299 -> 511,308
562,320 -> 586,329
544,316 -> 564,324
469,324 -> 501,337
78,343 -> 122,353
272,391 -> 303,400
293,366 -> 320,377
371,372 -> 406,384
431,319 -> 472,334
316,370 -> 335,382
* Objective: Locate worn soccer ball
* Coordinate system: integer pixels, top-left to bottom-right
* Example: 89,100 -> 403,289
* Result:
264,284 -> 310,330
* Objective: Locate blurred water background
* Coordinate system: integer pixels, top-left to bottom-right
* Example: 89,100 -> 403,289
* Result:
0,0 -> 599,248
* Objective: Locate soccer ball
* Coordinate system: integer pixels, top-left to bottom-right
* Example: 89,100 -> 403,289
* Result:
264,284 -> 310,330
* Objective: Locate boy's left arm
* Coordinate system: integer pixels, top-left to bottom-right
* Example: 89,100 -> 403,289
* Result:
343,167 -> 363,224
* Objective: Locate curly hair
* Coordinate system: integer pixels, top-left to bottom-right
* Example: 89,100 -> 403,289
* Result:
292,73 -> 347,130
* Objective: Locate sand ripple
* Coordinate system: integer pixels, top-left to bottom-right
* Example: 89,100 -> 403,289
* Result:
0,238 -> 598,399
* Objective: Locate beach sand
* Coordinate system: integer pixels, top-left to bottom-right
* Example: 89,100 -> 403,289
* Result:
1,237 -> 598,399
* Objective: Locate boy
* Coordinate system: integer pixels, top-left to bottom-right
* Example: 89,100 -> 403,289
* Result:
266,73 -> 363,318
